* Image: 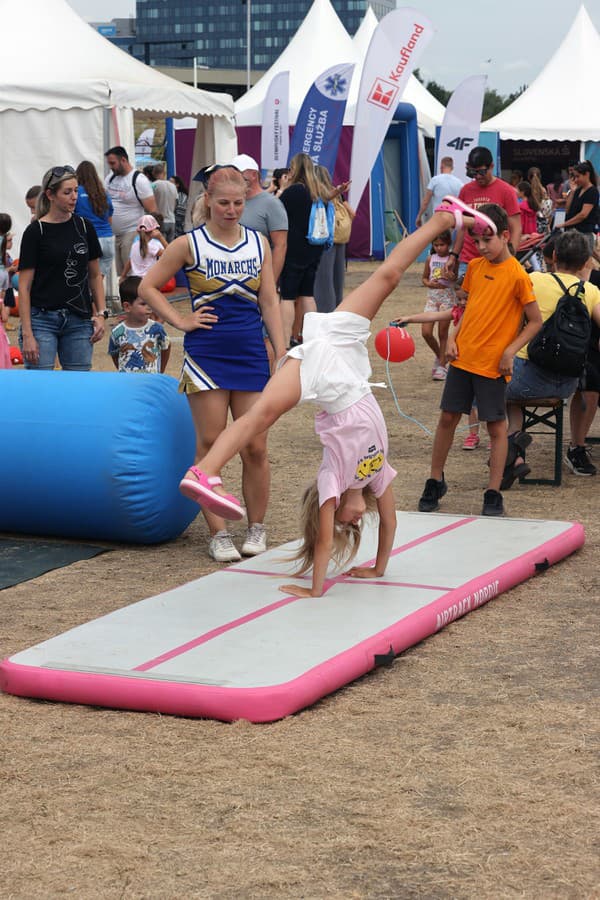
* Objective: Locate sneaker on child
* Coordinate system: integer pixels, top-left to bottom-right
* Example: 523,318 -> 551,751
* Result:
565,445 -> 597,476
462,431 -> 480,450
418,475 -> 447,512
432,365 -> 447,381
241,523 -> 267,556
482,489 -> 504,516
208,530 -> 242,563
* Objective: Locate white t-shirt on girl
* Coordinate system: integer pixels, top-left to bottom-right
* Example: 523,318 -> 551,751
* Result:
129,237 -> 163,277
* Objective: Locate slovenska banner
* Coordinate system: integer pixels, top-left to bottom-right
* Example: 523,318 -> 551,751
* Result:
288,63 -> 355,172
261,70 -> 290,172
349,8 -> 434,210
436,75 -> 487,183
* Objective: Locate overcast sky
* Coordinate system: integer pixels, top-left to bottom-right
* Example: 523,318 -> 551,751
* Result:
67,0 -> 598,97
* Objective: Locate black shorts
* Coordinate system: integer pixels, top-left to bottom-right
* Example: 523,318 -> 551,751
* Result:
280,258 -> 321,300
441,365 -> 507,422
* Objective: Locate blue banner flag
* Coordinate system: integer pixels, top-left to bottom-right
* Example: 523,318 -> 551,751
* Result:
289,63 -> 355,173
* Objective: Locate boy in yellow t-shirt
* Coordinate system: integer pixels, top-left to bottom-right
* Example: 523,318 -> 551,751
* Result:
418,203 -> 543,517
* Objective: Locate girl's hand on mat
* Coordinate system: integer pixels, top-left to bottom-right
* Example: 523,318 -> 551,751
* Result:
344,565 -> 380,579
279,584 -> 317,599
177,307 -> 218,332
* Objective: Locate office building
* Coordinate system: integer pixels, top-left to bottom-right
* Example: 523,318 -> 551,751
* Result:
134,1 -> 394,70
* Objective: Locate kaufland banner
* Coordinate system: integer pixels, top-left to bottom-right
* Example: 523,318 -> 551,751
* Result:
349,9 -> 434,210
436,75 -> 487,183
289,63 -> 355,172
261,70 -> 290,171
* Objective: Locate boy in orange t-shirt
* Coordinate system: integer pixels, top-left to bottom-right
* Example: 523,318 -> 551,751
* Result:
418,203 -> 543,517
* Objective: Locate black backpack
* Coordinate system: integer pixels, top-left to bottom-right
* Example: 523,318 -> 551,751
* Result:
527,273 -> 592,377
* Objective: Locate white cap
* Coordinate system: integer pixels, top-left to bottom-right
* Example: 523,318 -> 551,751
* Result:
230,153 -> 259,172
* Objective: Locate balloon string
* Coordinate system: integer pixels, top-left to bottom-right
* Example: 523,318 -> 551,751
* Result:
382,329 -> 478,438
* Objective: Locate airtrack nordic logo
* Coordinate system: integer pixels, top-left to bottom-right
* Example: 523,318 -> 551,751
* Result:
367,78 -> 399,110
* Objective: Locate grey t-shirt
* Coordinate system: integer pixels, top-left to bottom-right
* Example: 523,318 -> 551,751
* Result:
240,191 -> 288,240
153,179 -> 177,224
428,173 -> 464,207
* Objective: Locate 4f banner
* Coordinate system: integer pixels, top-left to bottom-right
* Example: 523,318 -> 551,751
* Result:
437,75 -> 487,183
349,9 -> 434,210
261,71 -> 290,172
289,63 -> 355,172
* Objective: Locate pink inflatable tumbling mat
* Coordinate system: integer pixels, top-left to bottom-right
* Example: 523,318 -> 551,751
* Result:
0,512 -> 584,722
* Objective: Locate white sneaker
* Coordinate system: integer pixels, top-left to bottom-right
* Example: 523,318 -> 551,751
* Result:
208,530 -> 241,563
241,523 -> 267,556
432,365 -> 447,381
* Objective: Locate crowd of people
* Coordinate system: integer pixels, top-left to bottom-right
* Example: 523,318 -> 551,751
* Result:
1,142 -> 598,585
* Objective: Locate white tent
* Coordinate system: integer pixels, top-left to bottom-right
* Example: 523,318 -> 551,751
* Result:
234,0 -> 444,137
0,0 -> 236,243
482,6 -> 600,141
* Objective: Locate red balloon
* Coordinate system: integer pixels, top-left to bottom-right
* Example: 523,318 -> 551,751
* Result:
374,326 -> 415,362
160,277 -> 177,294
9,346 -> 23,365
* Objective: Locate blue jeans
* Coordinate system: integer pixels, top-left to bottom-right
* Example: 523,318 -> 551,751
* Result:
98,235 -> 115,278
20,308 -> 94,371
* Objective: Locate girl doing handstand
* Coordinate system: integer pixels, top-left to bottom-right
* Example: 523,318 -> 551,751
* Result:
179,199 -> 496,597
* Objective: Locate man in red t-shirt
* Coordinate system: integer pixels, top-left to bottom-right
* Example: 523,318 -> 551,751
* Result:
452,146 -> 521,268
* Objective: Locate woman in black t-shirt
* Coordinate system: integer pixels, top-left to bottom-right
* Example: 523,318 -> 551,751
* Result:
561,160 -> 600,256
279,153 -> 330,347
18,165 -> 107,370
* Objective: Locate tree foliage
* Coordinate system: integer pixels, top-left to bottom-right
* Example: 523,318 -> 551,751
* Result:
413,69 -> 526,116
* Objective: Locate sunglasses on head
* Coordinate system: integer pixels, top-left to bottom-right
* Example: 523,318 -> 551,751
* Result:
194,163 -> 240,187
466,165 -> 490,178
44,165 -> 75,188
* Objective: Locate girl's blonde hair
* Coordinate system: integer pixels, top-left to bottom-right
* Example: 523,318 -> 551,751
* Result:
527,167 -> 547,208
37,166 -> 77,218
288,153 -> 329,202
314,164 -> 334,199
289,481 -> 379,575
202,166 -> 247,221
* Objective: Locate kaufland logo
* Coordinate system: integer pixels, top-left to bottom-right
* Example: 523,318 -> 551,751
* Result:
367,79 -> 399,110
367,21 -> 426,108
389,22 -> 426,81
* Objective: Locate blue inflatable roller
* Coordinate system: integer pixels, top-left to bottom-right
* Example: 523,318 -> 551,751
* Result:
0,371 -> 198,544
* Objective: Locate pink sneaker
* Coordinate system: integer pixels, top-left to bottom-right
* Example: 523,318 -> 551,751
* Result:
462,431 -> 480,450
435,196 -> 497,235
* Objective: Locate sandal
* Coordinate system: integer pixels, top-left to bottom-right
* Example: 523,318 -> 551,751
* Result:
501,461 -> 531,491
506,430 -> 532,467
435,196 -> 497,235
179,466 -> 245,520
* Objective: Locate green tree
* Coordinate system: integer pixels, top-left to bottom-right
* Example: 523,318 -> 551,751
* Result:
425,80 -> 451,106
413,69 -> 527,118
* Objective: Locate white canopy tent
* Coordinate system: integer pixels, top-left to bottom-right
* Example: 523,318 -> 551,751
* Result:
234,0 -> 444,255
234,0 -> 444,137
0,0 -> 236,243
482,6 -> 600,141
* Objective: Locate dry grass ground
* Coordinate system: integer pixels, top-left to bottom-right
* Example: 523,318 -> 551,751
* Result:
1,261 -> 599,899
